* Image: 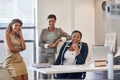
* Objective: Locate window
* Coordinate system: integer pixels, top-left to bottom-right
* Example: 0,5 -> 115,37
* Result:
0,0 -> 34,27
0,0 -> 36,80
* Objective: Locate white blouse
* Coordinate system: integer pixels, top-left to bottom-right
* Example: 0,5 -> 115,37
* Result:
63,50 -> 76,65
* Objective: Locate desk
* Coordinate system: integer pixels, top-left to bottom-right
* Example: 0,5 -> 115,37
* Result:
29,64 -> 120,79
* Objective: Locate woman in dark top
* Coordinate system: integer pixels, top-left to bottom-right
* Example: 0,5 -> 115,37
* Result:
55,30 -> 88,79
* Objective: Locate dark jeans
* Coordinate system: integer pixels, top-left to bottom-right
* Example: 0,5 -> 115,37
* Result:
56,72 -> 86,79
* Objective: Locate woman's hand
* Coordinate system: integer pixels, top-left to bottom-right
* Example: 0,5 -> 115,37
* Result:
17,29 -> 23,38
10,47 -> 20,53
48,44 -> 54,48
48,38 -> 62,48
48,43 -> 57,48
54,38 -> 62,45
71,43 -> 80,54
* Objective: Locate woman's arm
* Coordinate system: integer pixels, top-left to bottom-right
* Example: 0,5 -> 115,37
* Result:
5,33 -> 20,53
39,29 -> 46,48
75,43 -> 88,64
59,28 -> 71,41
18,30 -> 26,51
51,28 -> 71,47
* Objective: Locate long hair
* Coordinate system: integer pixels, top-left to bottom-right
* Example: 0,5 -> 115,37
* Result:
5,19 -> 23,33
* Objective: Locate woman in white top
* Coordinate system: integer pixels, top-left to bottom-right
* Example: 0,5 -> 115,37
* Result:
55,30 -> 88,79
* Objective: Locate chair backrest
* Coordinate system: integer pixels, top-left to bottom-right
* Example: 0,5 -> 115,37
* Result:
104,33 -> 116,53
56,41 -> 65,59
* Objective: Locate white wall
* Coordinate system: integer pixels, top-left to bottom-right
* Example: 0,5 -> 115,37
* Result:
37,0 -> 95,61
36,0 -> 95,79
74,0 -> 95,60
94,0 -> 107,45
37,0 -> 72,35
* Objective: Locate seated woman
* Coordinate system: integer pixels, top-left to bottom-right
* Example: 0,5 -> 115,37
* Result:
55,30 -> 88,79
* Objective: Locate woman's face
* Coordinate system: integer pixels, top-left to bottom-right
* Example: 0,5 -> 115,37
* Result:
12,22 -> 21,33
71,32 -> 81,44
48,18 -> 56,27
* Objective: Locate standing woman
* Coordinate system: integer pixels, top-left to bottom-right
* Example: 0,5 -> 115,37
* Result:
39,14 -> 70,79
4,19 -> 28,80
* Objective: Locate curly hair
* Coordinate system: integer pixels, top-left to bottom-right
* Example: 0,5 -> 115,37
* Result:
71,30 -> 82,38
47,14 -> 57,20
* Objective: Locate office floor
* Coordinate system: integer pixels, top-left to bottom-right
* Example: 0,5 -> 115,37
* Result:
0,69 -> 13,80
85,71 -> 120,80
85,71 -> 107,80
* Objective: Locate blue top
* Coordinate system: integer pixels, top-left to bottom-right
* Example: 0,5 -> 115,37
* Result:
55,41 -> 88,79
55,41 -> 88,65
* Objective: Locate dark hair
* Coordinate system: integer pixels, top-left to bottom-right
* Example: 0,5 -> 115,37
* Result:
71,30 -> 82,38
102,1 -> 107,11
5,19 -> 23,33
47,14 -> 57,20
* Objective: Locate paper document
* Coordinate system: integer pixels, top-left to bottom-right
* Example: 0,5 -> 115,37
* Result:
32,63 -> 51,68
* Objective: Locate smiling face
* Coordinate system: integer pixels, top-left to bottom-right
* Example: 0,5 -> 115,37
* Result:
12,22 -> 21,33
71,32 -> 81,44
48,18 -> 56,28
